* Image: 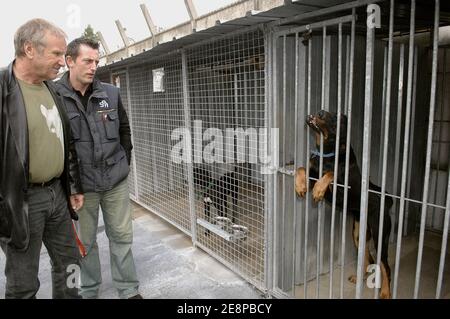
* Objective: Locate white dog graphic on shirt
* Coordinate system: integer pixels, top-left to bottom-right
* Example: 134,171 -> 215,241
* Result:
40,104 -> 64,148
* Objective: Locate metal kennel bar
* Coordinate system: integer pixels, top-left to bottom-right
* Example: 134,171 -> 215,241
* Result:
374,0 -> 394,299
329,21 -> 343,299
303,31 -> 312,299
291,31 -> 300,297
430,48 -> 445,232
355,4 -> 375,298
414,0 -> 440,299
340,8 -> 356,299
391,43 -> 405,243
316,25 -> 327,299
181,51 -> 198,243
436,169 -> 450,298
392,0 -> 416,299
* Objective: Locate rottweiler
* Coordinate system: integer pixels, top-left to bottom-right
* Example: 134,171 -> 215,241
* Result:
295,110 -> 392,299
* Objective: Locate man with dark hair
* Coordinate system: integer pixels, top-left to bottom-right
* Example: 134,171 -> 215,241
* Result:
55,37 -> 141,299
0,18 -> 84,299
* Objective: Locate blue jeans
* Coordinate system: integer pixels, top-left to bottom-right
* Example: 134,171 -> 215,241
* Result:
0,179 -> 81,299
77,178 -> 139,299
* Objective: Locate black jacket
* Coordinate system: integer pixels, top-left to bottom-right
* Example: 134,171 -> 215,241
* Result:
0,62 -> 83,251
55,73 -> 132,193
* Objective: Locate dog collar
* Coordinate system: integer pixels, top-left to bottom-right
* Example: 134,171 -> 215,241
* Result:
311,150 -> 335,158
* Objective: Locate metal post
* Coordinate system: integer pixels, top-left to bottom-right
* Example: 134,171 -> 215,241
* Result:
316,26 -> 327,299
181,50 -> 197,243
374,0 -> 394,299
405,46 -> 419,237
431,48 -> 446,232
356,7 -> 375,299
292,32 -> 299,296
340,11 -> 355,298
265,29 -> 274,293
281,35 -> 287,290
271,34 -> 280,293
329,22 -> 343,299
392,44 -> 405,243
414,0 -> 439,299
125,68 -> 140,201
436,167 -> 450,298
378,45 -> 388,183
393,0 -> 416,299
303,33 -> 312,299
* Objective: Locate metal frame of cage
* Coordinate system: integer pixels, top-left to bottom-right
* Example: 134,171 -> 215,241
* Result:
97,0 -> 449,299
104,27 -> 269,292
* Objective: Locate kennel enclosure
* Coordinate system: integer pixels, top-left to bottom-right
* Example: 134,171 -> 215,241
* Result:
97,0 -> 450,298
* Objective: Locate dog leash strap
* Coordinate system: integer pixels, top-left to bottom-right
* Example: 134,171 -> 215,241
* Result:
72,221 -> 87,258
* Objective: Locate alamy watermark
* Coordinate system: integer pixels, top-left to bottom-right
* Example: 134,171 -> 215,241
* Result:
66,264 -> 81,289
367,4 -> 381,29
171,120 -> 279,174
66,3 -> 81,29
366,264 -> 382,289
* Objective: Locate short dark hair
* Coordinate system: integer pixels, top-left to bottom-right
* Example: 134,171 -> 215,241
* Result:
66,37 -> 100,61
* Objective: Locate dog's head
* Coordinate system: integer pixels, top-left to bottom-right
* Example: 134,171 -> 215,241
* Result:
306,110 -> 348,153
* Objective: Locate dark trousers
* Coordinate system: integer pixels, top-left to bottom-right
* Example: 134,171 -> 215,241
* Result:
0,179 -> 81,299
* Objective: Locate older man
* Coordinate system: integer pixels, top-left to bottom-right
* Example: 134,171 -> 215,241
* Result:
0,19 -> 84,299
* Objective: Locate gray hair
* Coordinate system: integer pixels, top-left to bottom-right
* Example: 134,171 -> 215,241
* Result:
14,18 -> 66,57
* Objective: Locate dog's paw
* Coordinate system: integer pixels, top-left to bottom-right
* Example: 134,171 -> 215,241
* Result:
348,275 -> 357,284
295,167 -> 307,198
379,289 -> 391,299
312,183 -> 327,202
295,185 -> 307,198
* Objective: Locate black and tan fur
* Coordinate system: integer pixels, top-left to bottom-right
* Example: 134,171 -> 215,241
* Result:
295,110 -> 392,299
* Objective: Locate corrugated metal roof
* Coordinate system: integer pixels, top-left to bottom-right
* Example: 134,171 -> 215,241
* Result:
99,1 -> 355,71
98,0 -> 450,72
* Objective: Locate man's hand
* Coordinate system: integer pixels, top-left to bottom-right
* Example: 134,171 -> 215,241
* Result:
70,194 -> 84,211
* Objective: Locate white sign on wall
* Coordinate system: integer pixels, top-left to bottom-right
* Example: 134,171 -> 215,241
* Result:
153,68 -> 165,92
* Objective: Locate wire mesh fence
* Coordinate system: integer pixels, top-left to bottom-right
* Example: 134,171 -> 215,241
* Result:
185,29 -> 266,287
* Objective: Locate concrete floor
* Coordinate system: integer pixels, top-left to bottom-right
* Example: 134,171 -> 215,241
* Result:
292,231 -> 450,299
1,201 -> 448,299
0,203 -> 263,299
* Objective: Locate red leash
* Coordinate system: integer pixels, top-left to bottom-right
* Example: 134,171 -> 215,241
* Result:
72,222 -> 87,258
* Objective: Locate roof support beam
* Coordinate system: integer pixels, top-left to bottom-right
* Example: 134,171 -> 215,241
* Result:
140,3 -> 157,36
115,20 -> 130,47
96,31 -> 110,55
184,0 -> 198,30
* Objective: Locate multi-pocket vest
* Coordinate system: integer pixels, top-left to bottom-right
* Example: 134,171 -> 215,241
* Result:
56,78 -> 129,192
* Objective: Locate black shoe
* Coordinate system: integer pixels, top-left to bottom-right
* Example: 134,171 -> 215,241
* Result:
128,294 -> 143,299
